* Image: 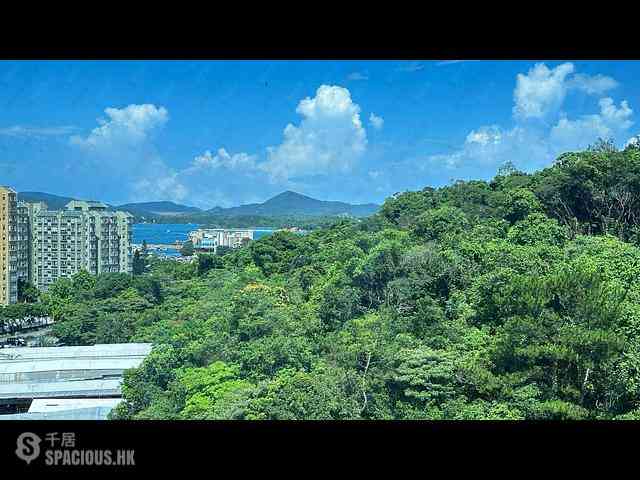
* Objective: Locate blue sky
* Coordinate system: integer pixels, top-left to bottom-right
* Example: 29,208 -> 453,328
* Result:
1,60 -> 639,208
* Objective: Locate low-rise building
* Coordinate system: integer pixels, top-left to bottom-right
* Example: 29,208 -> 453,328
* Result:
0,343 -> 152,419
188,228 -> 254,252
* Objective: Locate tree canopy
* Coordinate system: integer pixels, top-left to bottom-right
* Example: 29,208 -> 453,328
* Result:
34,145 -> 640,420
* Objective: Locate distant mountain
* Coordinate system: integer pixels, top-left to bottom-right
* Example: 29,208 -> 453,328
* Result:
17,191 -> 379,220
116,201 -> 202,216
208,191 -> 379,217
17,191 -> 78,210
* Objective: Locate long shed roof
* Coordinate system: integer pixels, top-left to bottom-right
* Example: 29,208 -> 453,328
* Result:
0,378 -> 123,400
0,343 -> 152,403
0,406 -> 115,420
0,343 -> 152,362
28,397 -> 123,413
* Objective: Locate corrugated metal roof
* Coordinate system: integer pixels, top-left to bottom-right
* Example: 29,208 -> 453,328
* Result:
0,343 -> 152,362
0,357 -> 146,375
0,343 -> 151,408
0,406 -> 115,420
28,397 -> 122,413
0,378 -> 122,400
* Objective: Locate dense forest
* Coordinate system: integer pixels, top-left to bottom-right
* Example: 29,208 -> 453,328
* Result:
8,141 -> 640,420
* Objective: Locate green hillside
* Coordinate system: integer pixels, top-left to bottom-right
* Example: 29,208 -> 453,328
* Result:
116,201 -> 202,216
17,191 -> 77,210
9,141 -> 640,420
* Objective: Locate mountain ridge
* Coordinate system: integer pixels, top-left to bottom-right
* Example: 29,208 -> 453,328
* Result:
18,191 -> 82,210
17,190 -> 379,218
208,191 -> 379,217
116,201 -> 202,216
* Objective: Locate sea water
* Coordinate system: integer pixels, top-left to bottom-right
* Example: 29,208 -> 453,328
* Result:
132,224 -> 274,257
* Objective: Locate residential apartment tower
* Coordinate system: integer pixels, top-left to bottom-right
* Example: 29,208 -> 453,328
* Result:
0,189 -> 134,304
0,187 -> 30,305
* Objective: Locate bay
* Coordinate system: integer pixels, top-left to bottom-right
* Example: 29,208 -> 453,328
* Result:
132,224 -> 275,257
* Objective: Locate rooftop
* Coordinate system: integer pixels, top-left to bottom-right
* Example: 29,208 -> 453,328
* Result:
28,397 -> 123,413
66,200 -> 109,211
0,406 -> 116,420
0,343 -> 152,362
0,378 -> 123,401
0,343 -> 151,404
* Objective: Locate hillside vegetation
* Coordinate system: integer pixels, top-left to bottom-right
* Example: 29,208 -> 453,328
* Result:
32,141 -> 640,420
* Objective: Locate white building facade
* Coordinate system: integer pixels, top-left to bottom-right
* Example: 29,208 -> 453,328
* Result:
31,201 -> 133,291
188,228 -> 254,252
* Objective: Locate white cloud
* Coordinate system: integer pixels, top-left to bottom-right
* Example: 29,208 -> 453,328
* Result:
157,148 -> 267,208
70,104 -> 168,150
368,170 -> 383,179
192,148 -> 257,171
625,135 -> 640,149
121,85 -> 377,207
134,173 -> 188,203
347,71 -> 369,81
70,103 -> 176,202
0,125 -> 78,138
428,63 -> 633,178
369,113 -> 384,130
261,85 -> 367,180
436,60 -> 475,66
465,125 -> 503,146
513,63 -> 575,120
599,97 -> 633,129
568,73 -> 618,95
434,97 -> 634,175
427,125 -> 552,173
513,63 -> 620,121
436,60 -> 463,66
550,97 -> 633,150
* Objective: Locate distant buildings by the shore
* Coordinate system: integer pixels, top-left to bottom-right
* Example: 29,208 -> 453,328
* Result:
188,228 -> 254,251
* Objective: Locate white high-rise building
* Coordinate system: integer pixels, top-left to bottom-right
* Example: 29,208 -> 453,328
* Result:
1,187 -> 135,302
0,186 -> 29,305
31,201 -> 133,292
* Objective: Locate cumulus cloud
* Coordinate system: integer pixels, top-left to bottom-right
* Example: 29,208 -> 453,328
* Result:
369,113 -> 384,130
70,104 -> 168,150
568,73 -> 619,95
428,63 -> 633,180
133,173 -> 188,203
550,97 -> 633,150
513,63 -> 575,120
155,148 -> 269,208
261,85 -> 367,180
513,63 -> 620,121
69,103 -> 178,202
192,148 -> 258,171
626,136 -> 640,149
427,125 -> 553,174
465,125 -> 503,146
127,85 -> 376,207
